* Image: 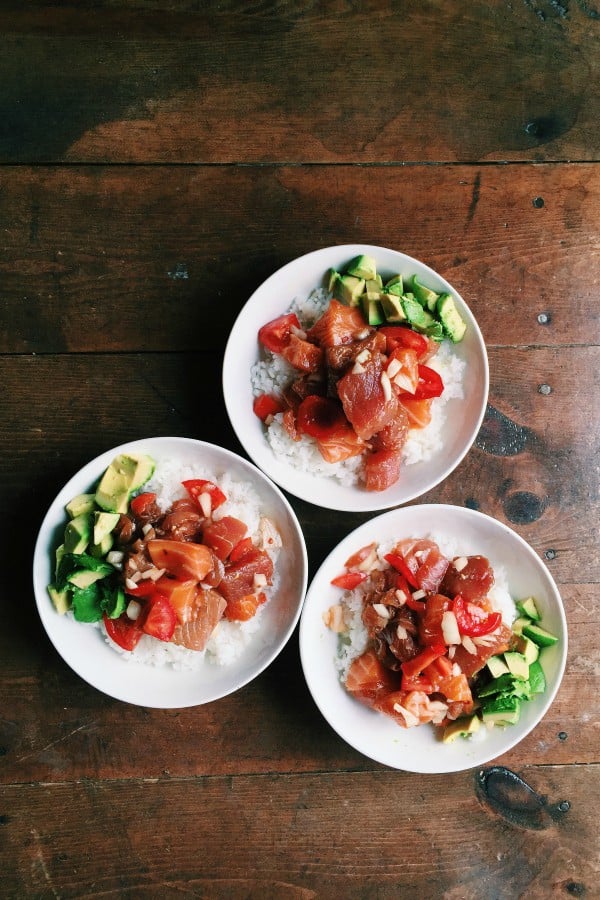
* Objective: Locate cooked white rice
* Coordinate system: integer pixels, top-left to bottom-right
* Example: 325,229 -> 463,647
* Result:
333,532 -> 516,682
99,460 -> 281,670
251,288 -> 466,485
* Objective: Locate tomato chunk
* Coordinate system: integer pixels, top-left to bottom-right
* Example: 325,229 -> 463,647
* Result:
253,393 -> 285,421
142,595 -> 177,642
258,313 -> 301,354
103,612 -> 143,651
297,395 -> 348,440
182,479 -> 227,513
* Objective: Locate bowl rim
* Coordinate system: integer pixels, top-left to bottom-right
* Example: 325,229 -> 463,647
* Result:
299,502 -> 568,773
223,243 -> 489,512
33,435 -> 309,708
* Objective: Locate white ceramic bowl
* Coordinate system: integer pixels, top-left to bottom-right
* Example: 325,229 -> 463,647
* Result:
33,436 -> 308,708
299,504 -> 567,773
223,244 -> 488,512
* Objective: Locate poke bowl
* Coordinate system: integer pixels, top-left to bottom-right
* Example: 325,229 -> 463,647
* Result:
33,436 -> 308,708
299,504 -> 567,773
223,244 -> 488,512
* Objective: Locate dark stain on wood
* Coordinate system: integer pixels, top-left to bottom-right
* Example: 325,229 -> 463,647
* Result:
503,490 -> 546,524
475,765 -> 571,829
466,172 -> 481,226
476,405 -> 534,456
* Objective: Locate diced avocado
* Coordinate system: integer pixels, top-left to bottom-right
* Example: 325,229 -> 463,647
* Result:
101,586 -> 126,619
63,513 -> 91,554
70,583 -> 103,623
521,623 -> 559,648
424,321 -> 445,342
65,493 -> 96,518
129,454 -> 156,492
436,293 -> 466,342
345,254 -> 377,281
326,268 -> 340,293
401,295 -> 436,332
384,274 -> 403,294
442,714 -> 480,743
481,695 -> 521,726
487,655 -> 510,678
334,274 -> 365,307
516,597 -> 541,621
361,295 -> 385,326
504,651 -> 530,680
407,274 -> 440,311
477,673 -> 517,698
48,584 -> 71,615
93,511 -> 120,545
511,616 -> 531,636
365,278 -> 383,294
95,452 -> 154,513
516,636 -> 540,665
89,533 -> 114,558
528,660 -> 547,694
380,293 -> 407,323
68,568 -> 109,589
55,543 -> 65,576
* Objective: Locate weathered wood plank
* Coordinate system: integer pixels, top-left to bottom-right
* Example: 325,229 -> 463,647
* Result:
0,347 -> 596,784
1,163 -> 598,353
1,766 -> 597,898
1,2 -> 598,164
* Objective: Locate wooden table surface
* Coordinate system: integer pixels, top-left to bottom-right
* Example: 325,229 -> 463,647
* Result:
2,2 -> 599,897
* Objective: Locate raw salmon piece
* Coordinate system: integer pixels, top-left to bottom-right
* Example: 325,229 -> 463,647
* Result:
337,355 -> 399,440
345,649 -> 399,706
202,516 -> 248,561
397,396 -> 432,429
364,447 -> 402,492
170,588 -> 227,651
147,539 -> 213,582
281,333 -> 324,373
326,331 -> 387,372
370,406 -> 410,452
317,424 -> 366,463
152,577 -> 198,624
307,299 -> 368,348
219,547 -> 274,602
451,623 -> 514,678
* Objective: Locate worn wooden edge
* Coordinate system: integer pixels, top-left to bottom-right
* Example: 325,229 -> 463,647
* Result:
1,162 -> 598,353
1,765 -> 597,898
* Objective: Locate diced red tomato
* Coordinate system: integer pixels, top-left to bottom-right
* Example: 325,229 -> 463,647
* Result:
103,612 -> 143,651
330,571 -> 368,590
401,643 -> 447,679
202,516 -> 248,561
130,492 -> 157,517
411,364 -> 444,400
125,579 -> 159,598
229,536 -> 254,564
182,478 -> 227,513
297,395 -> 348,440
224,592 -> 267,622
142,595 -> 177,642
258,312 -> 301,354
451,595 -> 502,636
147,539 -> 214,581
253,393 -> 285,421
378,325 -> 429,358
384,552 -> 419,587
